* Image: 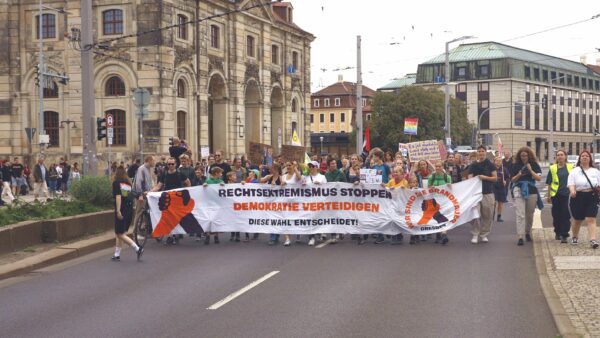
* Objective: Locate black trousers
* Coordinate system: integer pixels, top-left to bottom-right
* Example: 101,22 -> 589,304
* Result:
551,195 -> 571,237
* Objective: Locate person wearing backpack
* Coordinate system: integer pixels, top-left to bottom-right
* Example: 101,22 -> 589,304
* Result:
468,146 -> 497,244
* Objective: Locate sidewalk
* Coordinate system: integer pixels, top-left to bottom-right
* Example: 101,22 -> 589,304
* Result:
535,226 -> 600,337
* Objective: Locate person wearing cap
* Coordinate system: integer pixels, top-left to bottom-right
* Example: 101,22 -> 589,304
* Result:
303,160 -> 327,246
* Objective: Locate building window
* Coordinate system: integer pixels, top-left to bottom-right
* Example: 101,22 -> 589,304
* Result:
177,79 -> 186,98
313,99 -> 319,107
105,76 -> 126,96
324,98 -> 330,107
533,68 -> 540,81
560,111 -> 564,131
310,114 -> 314,123
366,114 -> 372,121
534,105 -> 540,130
568,113 -> 572,132
478,64 -> 489,77
456,84 -> 467,93
334,98 -> 340,107
271,45 -> 279,65
456,66 -> 466,80
362,98 -> 366,107
542,70 -> 548,82
292,51 -> 299,70
43,81 -> 58,98
291,99 -> 297,112
210,25 -> 220,49
330,113 -> 334,123
341,112 -> 345,123
246,36 -> 255,57
319,114 -> 324,123
44,111 -> 59,147
177,110 -> 186,140
102,9 -> 123,35
35,14 -> 56,39
478,82 -> 489,92
524,66 -> 530,79
177,14 -> 188,40
107,109 -> 126,145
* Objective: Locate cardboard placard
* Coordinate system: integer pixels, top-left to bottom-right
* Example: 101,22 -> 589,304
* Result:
280,145 -> 306,164
248,142 -> 272,166
407,140 -> 442,162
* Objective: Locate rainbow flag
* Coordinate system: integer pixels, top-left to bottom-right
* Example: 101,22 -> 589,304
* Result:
404,117 -> 419,135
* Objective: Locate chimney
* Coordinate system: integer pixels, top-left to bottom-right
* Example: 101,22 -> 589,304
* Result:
337,74 -> 343,83
580,55 -> 587,64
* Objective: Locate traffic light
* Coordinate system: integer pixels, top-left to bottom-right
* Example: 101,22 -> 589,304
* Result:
169,137 -> 173,146
34,64 -> 40,87
541,97 -> 547,110
58,73 -> 69,85
96,117 -> 107,140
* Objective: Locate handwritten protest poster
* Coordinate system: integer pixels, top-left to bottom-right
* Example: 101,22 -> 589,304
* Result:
407,140 -> 442,162
398,143 -> 409,157
248,142 -> 272,166
281,145 -> 307,164
360,169 -> 382,184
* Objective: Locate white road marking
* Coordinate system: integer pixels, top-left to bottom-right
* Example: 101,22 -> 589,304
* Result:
315,239 -> 334,249
207,271 -> 280,310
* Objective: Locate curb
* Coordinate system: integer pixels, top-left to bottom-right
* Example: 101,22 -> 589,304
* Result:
532,228 -> 582,338
0,232 -> 114,281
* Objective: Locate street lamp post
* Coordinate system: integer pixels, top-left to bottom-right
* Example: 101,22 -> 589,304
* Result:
444,35 -> 475,149
319,136 -> 324,156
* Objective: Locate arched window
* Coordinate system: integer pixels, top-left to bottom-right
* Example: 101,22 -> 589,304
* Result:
103,9 -> 123,35
43,81 -> 58,98
177,110 -> 187,140
106,109 -> 126,145
177,79 -> 186,98
44,111 -> 59,147
291,98 -> 297,112
105,76 -> 125,96
177,14 -> 187,40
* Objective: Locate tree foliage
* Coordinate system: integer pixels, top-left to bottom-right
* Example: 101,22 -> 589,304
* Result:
369,86 -> 473,151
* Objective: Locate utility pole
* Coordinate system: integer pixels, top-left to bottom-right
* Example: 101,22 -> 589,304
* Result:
81,0 -> 97,175
548,81 -> 554,164
356,35 -> 363,155
37,0 -> 45,156
444,40 -> 450,149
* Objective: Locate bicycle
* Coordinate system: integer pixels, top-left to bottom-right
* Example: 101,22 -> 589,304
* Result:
133,195 -> 153,248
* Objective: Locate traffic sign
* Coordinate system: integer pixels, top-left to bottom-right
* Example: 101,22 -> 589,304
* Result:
133,88 -> 150,108
106,113 -> 114,127
107,128 -> 114,138
108,137 -> 113,145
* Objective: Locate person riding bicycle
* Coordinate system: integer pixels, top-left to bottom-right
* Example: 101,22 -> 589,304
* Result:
151,156 -> 191,244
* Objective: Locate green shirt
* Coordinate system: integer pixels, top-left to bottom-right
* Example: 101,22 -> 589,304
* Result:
205,177 -> 224,185
428,173 -> 451,187
325,169 -> 347,183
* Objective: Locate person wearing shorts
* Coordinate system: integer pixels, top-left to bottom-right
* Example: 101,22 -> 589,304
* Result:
111,165 -> 143,261
567,150 -> 600,249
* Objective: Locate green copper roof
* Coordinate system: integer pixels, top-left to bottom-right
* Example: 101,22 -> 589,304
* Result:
378,74 -> 417,90
423,41 -> 591,75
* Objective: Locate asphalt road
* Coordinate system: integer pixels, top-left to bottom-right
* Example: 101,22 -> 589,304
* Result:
0,208 -> 556,337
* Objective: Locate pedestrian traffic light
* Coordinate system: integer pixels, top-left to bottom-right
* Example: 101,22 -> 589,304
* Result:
34,64 -> 40,87
541,97 -> 547,110
96,117 -> 107,140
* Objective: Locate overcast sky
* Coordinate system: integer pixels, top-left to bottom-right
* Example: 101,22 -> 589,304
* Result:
291,0 -> 600,92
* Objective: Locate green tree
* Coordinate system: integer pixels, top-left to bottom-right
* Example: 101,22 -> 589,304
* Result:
369,86 -> 472,151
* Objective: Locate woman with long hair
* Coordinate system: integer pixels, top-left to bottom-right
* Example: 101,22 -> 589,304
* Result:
111,166 -> 143,261
567,150 -> 600,248
510,147 -> 542,246
546,150 -> 573,243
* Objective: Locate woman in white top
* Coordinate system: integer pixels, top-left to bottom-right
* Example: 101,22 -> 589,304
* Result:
567,150 -> 600,248
281,161 -> 302,246
303,161 -> 327,246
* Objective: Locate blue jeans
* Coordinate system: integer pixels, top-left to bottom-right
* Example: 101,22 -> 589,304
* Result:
270,234 -> 280,242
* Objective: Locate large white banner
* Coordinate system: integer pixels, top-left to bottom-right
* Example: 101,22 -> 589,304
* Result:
147,178 -> 483,236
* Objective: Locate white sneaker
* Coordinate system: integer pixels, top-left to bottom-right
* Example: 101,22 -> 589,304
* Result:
481,236 -> 489,243
471,235 -> 478,244
283,239 -> 291,246
308,238 -> 315,246
331,237 -> 338,244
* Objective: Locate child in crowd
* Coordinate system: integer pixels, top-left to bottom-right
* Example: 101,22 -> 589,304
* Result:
428,161 -> 452,245
226,171 -> 242,242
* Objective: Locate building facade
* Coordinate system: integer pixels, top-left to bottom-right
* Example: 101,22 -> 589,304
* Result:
309,76 -> 374,155
416,41 -> 600,160
0,0 -> 314,168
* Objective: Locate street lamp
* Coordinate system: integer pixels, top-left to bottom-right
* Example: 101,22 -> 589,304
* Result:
477,102 -> 538,145
444,35 -> 476,149
548,74 -> 568,163
319,136 -> 324,155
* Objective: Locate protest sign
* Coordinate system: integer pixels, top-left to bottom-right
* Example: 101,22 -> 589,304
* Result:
147,179 -> 482,236
281,145 -> 307,164
248,142 -> 272,166
407,140 -> 442,162
404,117 -> 419,135
398,143 -> 409,157
360,169 -> 382,184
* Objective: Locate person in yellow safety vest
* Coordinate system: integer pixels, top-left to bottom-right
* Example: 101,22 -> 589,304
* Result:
545,149 -> 573,243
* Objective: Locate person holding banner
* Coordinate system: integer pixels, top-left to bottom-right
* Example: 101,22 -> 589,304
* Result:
511,147 -> 542,246
281,161 -> 303,246
546,150 -> 572,243
261,164 -> 285,246
325,158 -> 348,244
303,161 -> 328,246
369,148 -> 392,244
203,167 -> 225,245
468,146 -> 497,244
427,161 -> 453,245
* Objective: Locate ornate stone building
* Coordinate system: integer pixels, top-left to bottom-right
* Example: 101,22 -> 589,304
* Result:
0,0 -> 314,167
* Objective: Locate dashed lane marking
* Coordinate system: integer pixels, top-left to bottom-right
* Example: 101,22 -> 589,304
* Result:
207,271 -> 280,310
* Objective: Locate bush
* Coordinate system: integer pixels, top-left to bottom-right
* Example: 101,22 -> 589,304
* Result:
0,199 -> 105,227
70,176 -> 113,207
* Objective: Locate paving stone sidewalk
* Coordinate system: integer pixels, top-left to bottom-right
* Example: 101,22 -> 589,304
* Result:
537,226 -> 600,337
